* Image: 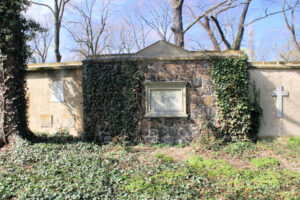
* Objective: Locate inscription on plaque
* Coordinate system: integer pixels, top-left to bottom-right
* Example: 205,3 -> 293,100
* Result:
150,90 -> 181,111
145,82 -> 187,117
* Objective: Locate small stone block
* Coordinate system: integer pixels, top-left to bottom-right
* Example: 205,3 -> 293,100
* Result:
192,78 -> 202,87
203,96 -> 215,107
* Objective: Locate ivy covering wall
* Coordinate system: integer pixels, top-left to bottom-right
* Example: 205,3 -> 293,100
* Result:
83,56 -> 261,144
0,0 -> 38,145
82,61 -> 144,142
210,57 -> 262,142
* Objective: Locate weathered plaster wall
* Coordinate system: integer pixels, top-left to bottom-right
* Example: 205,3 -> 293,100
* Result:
27,62 -> 83,136
249,62 -> 300,137
138,60 -> 215,144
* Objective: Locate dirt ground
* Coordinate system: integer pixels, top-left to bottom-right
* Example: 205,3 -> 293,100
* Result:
131,144 -> 300,172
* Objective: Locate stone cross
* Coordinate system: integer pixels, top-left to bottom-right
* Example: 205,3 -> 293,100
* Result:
272,86 -> 289,118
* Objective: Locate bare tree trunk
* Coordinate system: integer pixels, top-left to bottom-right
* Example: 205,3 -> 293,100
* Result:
232,0 -> 251,50
54,14 -> 62,62
170,0 -> 184,47
202,17 -> 221,51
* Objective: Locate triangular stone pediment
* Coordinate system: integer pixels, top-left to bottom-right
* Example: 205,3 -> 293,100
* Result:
135,40 -> 189,57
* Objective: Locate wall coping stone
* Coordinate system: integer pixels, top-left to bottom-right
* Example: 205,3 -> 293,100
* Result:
27,61 -> 82,71
83,53 -> 245,63
249,62 -> 300,70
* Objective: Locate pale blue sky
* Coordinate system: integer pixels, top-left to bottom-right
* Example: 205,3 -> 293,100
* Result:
26,0 -> 299,62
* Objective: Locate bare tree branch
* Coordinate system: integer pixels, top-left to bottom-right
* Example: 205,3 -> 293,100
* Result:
211,16 -> 232,50
214,1 -> 245,17
31,1 -> 55,13
245,7 -> 293,27
30,16 -> 54,63
138,0 -> 172,41
283,0 -> 300,53
66,0 -> 111,57
124,16 -> 150,50
187,5 -> 221,51
183,0 -> 233,34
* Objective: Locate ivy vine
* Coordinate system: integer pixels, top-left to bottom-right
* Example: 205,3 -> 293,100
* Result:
83,61 -> 144,142
0,0 -> 39,145
210,56 -> 262,142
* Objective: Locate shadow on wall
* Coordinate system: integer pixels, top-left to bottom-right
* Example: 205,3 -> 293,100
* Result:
51,69 -> 83,135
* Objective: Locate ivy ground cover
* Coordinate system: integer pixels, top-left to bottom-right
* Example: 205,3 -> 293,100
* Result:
0,135 -> 299,199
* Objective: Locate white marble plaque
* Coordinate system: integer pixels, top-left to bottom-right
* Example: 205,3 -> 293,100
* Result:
145,82 -> 187,117
150,90 -> 181,111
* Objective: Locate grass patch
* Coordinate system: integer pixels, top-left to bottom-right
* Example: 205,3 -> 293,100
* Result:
250,157 -> 280,169
155,154 -> 174,163
288,137 -> 300,147
188,156 -> 239,178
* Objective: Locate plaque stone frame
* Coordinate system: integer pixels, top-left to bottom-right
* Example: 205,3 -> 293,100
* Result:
145,81 -> 188,118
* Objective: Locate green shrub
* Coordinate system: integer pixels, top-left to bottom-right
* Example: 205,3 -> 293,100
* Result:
250,157 -> 280,169
199,122 -> 224,150
223,141 -> 257,159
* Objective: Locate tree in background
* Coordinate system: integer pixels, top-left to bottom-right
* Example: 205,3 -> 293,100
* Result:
212,0 -> 251,50
25,0 -> 299,61
31,20 -> 54,63
169,0 -> 184,47
31,0 -> 71,62
137,0 -> 173,42
123,15 -> 150,51
65,0 -> 112,58
169,0 -> 243,48
0,0 -> 38,146
170,0 -> 293,53
283,0 -> 300,55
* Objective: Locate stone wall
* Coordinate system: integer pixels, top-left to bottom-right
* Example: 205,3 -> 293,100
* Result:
81,40 -> 243,144
138,60 -> 215,144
